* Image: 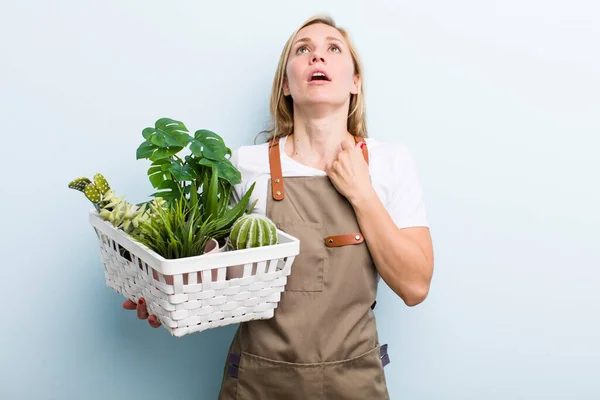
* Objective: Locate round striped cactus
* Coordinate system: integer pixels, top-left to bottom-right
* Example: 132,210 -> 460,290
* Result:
229,214 -> 278,250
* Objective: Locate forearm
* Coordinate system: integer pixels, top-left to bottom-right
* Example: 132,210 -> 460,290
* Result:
350,188 -> 433,306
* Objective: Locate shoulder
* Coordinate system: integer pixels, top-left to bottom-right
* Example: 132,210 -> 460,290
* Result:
228,142 -> 271,208
364,137 -> 417,174
229,141 -> 271,175
365,137 -> 428,228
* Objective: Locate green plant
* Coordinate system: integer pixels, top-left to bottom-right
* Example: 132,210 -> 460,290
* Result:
68,174 -> 111,212
69,118 -> 257,261
135,118 -> 238,203
129,184 -> 215,259
135,118 -> 255,244
68,173 -> 150,235
229,214 -> 278,250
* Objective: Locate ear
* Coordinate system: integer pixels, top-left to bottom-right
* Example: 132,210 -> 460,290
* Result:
283,76 -> 291,96
350,74 -> 360,95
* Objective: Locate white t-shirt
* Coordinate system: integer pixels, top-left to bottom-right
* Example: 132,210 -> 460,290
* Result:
229,135 -> 428,229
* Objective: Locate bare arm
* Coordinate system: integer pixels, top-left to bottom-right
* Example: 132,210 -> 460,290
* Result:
327,139 -> 434,306
350,189 -> 433,306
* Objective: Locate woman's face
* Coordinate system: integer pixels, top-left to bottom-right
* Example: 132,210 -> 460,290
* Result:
283,23 -> 359,109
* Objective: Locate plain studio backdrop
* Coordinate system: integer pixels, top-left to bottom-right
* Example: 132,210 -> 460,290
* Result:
1,1 -> 598,399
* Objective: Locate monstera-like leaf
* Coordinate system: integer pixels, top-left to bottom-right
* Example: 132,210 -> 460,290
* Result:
136,118 -> 245,225
136,119 -> 194,202
136,118 -> 192,161
190,129 -> 230,160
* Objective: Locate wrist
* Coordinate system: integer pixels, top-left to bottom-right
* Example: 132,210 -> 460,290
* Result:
349,186 -> 377,209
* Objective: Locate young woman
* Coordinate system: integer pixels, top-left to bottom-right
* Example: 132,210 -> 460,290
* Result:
127,14 -> 434,399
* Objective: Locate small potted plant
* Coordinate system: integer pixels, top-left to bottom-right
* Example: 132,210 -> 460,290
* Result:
69,117 -> 300,337
134,118 -> 256,249
226,214 -> 279,279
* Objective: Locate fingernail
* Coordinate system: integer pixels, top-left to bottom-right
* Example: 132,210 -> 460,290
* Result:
360,142 -> 365,149
137,307 -> 149,319
138,298 -> 145,305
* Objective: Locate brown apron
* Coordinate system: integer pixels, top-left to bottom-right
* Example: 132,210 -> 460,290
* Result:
218,136 -> 390,399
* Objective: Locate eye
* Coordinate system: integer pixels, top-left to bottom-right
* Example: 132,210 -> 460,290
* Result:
296,45 -> 309,54
329,44 -> 341,52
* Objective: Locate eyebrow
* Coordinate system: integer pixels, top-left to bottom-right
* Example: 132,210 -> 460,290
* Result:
293,36 -> 344,46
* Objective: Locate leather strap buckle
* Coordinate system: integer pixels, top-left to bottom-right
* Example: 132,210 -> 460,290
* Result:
324,233 -> 364,247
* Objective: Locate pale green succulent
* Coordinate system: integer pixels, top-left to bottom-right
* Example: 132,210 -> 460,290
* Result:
100,201 -> 149,234
69,173 -> 152,236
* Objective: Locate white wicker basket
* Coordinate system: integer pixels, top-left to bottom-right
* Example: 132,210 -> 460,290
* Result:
88,210 -> 299,337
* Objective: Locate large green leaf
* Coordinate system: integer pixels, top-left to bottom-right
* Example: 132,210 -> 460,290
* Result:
185,156 -> 204,177
147,159 -> 171,189
149,146 -> 184,162
168,163 -> 195,182
149,171 -> 166,188
142,127 -> 155,140
136,141 -> 156,159
196,157 -> 214,167
214,159 -> 241,185
190,130 -> 229,160
142,118 -> 191,151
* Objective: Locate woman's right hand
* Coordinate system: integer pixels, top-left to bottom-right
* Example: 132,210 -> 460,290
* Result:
122,298 -> 161,328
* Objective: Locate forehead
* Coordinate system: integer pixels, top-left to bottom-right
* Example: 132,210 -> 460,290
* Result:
293,23 -> 345,44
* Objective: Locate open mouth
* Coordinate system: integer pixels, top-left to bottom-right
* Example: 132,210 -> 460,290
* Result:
309,71 -> 331,82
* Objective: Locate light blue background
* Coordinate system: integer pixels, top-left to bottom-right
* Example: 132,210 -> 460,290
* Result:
2,1 -> 599,399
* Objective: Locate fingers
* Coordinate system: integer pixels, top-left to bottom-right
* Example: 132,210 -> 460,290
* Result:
124,297 -> 161,328
122,299 -> 137,310
340,138 -> 354,151
326,159 -> 339,177
136,298 -> 149,320
148,315 -> 162,328
331,159 -> 340,172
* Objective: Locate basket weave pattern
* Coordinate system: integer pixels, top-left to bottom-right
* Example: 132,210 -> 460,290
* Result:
89,212 -> 298,337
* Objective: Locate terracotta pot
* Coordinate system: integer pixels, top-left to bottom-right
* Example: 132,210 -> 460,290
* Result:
225,240 -> 257,280
152,238 -> 225,285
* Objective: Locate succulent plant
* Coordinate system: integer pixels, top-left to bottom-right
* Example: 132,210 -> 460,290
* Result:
68,173 -> 155,235
229,214 -> 278,250
93,173 -> 110,195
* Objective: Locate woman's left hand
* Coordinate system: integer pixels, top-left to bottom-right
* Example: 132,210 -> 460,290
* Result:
326,139 -> 372,204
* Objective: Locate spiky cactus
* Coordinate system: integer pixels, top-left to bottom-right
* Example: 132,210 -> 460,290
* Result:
229,214 -> 278,250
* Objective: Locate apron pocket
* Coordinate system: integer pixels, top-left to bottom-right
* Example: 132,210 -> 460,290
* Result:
237,351 -> 323,400
277,221 -> 325,292
323,344 -> 390,400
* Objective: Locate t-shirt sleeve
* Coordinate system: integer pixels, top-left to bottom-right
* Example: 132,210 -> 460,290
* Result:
387,145 -> 429,229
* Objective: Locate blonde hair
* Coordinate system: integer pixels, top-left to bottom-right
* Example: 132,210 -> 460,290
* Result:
258,15 -> 367,143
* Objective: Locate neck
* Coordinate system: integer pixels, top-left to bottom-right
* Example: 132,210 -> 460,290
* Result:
285,106 -> 354,171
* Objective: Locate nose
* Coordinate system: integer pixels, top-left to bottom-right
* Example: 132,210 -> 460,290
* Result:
310,52 -> 326,65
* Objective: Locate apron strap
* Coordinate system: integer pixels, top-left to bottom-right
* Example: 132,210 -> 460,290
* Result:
268,135 -> 369,201
269,137 -> 285,201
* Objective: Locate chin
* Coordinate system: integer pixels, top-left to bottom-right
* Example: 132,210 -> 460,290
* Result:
299,95 -> 345,108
